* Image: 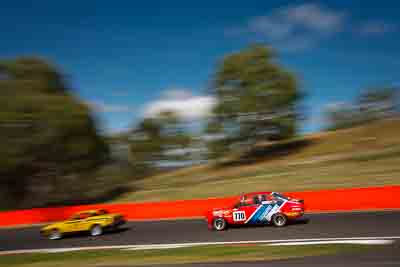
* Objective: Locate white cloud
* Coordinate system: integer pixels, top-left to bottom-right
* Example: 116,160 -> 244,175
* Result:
359,21 -> 397,35
162,89 -> 193,100
143,89 -> 216,120
284,3 -> 345,32
228,3 -> 398,51
228,3 -> 346,52
248,16 -> 294,41
87,100 -> 132,113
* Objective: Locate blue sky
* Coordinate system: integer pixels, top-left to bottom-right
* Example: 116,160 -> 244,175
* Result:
1,1 -> 399,133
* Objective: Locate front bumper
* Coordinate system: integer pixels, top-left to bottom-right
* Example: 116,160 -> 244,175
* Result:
110,219 -> 126,228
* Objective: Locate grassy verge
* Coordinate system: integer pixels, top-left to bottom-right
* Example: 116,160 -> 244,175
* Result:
116,119 -> 400,203
0,244 -> 373,267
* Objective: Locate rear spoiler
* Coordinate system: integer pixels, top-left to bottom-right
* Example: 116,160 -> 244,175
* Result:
289,198 -> 304,204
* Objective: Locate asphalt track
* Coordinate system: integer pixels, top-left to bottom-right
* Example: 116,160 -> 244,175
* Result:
0,211 -> 400,252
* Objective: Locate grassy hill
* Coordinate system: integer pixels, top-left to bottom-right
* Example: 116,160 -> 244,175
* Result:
115,118 -> 400,203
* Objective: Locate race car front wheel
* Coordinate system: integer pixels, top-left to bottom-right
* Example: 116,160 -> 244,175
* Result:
48,229 -> 62,240
90,225 -> 103,236
272,213 -> 287,227
213,218 -> 227,231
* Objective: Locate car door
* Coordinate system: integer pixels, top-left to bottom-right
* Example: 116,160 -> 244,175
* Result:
64,216 -> 82,232
231,197 -> 259,225
242,194 -> 275,225
253,194 -> 286,223
74,213 -> 92,231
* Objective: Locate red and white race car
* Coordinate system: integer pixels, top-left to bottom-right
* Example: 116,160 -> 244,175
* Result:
206,191 -> 305,231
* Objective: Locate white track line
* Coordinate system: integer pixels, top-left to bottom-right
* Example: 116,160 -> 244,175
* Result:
124,236 -> 400,250
1,236 -> 399,255
267,240 -> 394,246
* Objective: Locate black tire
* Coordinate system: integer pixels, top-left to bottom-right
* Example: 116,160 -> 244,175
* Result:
48,229 -> 62,240
213,218 -> 227,231
90,224 -> 103,236
271,213 -> 287,227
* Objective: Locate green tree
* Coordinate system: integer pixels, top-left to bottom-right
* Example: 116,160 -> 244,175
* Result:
129,118 -> 164,170
0,57 -> 109,209
129,111 -> 192,169
325,103 -> 358,130
326,87 -> 399,130
157,111 -> 192,153
206,45 -> 301,158
358,87 -> 398,121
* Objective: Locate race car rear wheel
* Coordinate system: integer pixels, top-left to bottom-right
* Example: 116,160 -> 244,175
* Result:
48,229 -> 62,240
272,213 -> 287,227
213,218 -> 227,231
90,225 -> 103,236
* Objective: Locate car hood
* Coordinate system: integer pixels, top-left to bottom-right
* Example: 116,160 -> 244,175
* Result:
41,221 -> 66,231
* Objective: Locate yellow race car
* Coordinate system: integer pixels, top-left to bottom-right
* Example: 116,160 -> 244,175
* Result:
40,209 -> 125,240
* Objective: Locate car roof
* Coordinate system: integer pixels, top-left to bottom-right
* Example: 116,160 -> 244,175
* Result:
75,209 -> 107,215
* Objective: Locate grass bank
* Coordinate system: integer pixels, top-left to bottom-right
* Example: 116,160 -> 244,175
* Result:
117,119 -> 400,203
0,244 -> 373,267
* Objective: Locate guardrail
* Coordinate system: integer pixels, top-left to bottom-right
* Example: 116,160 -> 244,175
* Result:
1,185 -> 399,227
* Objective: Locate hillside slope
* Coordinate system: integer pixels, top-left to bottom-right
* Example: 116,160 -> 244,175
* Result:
116,118 -> 400,203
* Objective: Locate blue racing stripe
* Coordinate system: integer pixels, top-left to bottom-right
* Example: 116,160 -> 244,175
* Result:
248,200 -> 286,224
248,205 -> 269,224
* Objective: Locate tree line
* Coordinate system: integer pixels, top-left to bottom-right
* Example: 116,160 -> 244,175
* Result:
325,88 -> 399,130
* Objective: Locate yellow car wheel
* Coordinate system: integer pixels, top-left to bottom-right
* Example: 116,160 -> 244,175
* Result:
48,229 -> 62,240
90,225 -> 103,236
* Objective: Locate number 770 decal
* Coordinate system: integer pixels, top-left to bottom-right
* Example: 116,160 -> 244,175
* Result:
233,211 -> 246,222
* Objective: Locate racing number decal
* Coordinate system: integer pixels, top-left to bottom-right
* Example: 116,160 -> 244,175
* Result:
233,211 -> 246,222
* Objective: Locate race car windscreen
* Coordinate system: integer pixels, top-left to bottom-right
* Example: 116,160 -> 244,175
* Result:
271,192 -> 289,201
